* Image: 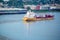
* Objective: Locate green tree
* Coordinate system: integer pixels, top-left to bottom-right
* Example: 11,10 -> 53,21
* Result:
8,0 -> 23,8
0,0 -> 3,2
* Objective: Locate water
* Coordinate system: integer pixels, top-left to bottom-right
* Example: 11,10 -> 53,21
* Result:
0,12 -> 60,40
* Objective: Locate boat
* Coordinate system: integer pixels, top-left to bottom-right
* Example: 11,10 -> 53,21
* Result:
23,10 -> 54,21
0,8 -> 27,15
50,5 -> 60,11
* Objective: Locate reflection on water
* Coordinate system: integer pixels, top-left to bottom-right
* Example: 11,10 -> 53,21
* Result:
23,20 -> 60,40
0,12 -> 60,40
0,35 -> 10,40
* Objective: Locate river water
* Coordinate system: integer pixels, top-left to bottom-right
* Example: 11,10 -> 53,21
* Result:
0,12 -> 60,40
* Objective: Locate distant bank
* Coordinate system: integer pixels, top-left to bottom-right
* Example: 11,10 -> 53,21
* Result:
0,8 -> 27,15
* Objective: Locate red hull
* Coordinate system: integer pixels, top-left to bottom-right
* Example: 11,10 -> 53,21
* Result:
36,15 -> 54,19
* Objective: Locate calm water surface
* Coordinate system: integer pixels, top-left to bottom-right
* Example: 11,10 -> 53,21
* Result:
0,12 -> 60,40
